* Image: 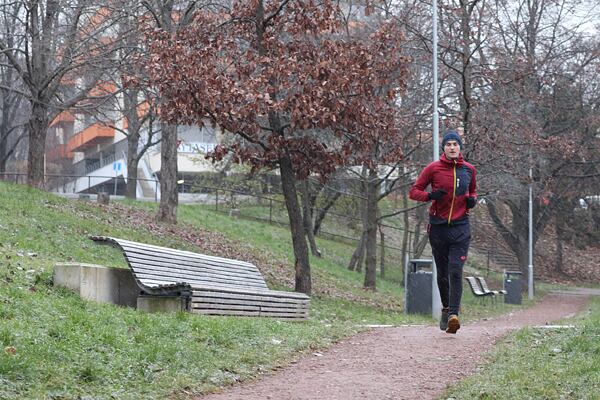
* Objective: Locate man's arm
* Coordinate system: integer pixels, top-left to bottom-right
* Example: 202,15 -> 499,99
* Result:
466,166 -> 477,208
409,165 -> 433,202
469,166 -> 477,198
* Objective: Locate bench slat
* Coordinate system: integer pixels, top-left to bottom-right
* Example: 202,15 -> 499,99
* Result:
125,252 -> 265,278
192,291 -> 309,305
191,309 -> 307,318
117,240 -> 257,270
192,304 -> 308,315
193,303 -> 261,311
192,309 -> 261,316
192,296 -> 309,309
127,258 -> 267,286
258,311 -> 308,318
136,276 -> 267,291
130,264 -> 268,289
192,286 -> 309,300
120,245 -> 262,275
192,299 -> 309,310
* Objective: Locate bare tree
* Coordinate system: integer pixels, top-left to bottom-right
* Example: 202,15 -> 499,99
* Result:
0,2 -> 27,173
93,2 -> 162,200
138,0 -> 203,223
469,0 -> 600,274
0,0 -> 122,188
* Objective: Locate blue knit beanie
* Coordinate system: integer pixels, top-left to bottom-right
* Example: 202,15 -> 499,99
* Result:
442,130 -> 462,149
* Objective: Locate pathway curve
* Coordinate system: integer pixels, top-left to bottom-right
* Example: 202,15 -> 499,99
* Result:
197,293 -> 590,400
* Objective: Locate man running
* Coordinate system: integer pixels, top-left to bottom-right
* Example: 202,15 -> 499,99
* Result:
409,130 -> 477,334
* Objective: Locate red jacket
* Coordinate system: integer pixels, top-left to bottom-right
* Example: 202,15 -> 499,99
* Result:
409,153 -> 477,225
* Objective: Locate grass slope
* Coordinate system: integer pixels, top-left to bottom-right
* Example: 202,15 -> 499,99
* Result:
443,297 -> 600,399
0,181 -> 555,399
0,182 -> 426,399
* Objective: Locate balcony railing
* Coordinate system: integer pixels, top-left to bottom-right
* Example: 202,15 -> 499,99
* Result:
67,123 -> 115,153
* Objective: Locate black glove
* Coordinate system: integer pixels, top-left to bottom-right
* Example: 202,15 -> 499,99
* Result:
428,189 -> 447,201
466,197 -> 477,209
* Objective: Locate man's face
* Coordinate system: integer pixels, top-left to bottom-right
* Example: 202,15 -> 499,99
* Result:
443,140 -> 461,159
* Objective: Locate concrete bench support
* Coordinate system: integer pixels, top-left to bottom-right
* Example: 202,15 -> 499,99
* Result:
53,262 -> 139,307
137,295 -> 186,313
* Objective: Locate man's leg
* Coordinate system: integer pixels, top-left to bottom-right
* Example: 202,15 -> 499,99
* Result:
446,223 -> 471,333
429,225 -> 450,308
447,264 -> 464,315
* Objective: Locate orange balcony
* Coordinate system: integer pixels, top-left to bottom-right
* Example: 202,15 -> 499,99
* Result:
50,111 -> 75,128
46,144 -> 73,161
67,123 -> 115,152
90,81 -> 117,97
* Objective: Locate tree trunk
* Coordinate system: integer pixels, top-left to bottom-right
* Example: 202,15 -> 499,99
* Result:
0,135 -> 6,174
412,200 -> 427,257
363,168 -> 378,290
590,203 -> 600,236
555,216 -> 565,275
313,191 -> 341,235
459,0 -> 473,137
348,166 -> 368,272
300,179 -> 321,257
487,198 -> 530,275
27,101 -> 49,189
348,230 -> 367,272
157,123 -> 178,223
126,134 -> 140,199
280,155 -> 311,295
378,221 -> 385,278
123,86 -> 143,200
414,235 -> 428,259
0,93 -> 8,174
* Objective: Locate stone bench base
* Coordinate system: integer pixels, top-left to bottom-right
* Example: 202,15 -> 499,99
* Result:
53,263 -> 139,308
137,295 -> 186,313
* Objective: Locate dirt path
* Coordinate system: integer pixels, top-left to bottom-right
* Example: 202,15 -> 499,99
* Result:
196,293 -> 590,400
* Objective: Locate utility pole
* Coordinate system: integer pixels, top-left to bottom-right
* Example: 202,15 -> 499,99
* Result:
431,0 -> 442,320
528,165 -> 534,300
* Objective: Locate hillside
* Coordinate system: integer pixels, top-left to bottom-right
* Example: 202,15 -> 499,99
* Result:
0,181 -> 546,399
0,181 -> 425,399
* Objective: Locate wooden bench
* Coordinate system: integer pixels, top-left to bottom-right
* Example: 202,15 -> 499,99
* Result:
476,276 -> 507,298
465,276 -> 495,303
90,236 -> 309,320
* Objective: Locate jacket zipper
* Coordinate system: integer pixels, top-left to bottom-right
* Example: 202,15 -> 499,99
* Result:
448,161 -> 457,225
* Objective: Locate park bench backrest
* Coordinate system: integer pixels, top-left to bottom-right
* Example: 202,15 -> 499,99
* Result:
465,276 -> 489,297
91,236 -> 269,294
476,277 -> 494,294
477,276 -> 506,295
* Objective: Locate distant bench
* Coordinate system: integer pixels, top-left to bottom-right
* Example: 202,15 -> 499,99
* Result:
91,236 -> 309,320
477,276 -> 506,298
465,276 -> 506,304
465,276 -> 494,303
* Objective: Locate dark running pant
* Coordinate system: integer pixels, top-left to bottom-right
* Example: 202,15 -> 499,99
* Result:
428,223 -> 471,316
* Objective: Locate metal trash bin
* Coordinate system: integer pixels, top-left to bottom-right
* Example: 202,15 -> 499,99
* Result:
504,270 -> 523,304
405,259 -> 433,314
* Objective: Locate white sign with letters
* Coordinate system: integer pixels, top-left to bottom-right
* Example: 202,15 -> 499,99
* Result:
177,142 -> 216,154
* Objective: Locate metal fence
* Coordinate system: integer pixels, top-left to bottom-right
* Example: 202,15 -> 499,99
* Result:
178,184 -> 520,273
2,172 -> 160,201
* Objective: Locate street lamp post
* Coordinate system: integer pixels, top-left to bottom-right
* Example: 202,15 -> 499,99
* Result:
528,166 -> 534,300
431,0 -> 442,320
432,0 -> 439,163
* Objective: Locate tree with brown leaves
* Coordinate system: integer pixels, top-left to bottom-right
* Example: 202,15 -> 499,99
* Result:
144,0 -> 409,294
